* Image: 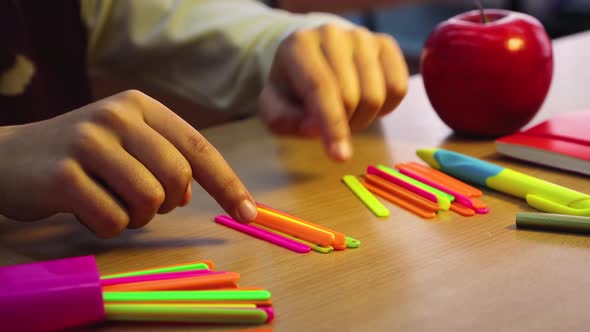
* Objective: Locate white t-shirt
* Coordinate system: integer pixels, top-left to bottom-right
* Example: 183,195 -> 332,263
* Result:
81,0 -> 352,116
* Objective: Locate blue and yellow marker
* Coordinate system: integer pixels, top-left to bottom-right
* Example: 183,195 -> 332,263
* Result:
417,148 -> 590,216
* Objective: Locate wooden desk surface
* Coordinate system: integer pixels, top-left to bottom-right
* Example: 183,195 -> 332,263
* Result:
2,32 -> 590,332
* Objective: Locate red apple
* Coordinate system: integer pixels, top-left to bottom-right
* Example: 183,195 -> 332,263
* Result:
420,9 -> 553,137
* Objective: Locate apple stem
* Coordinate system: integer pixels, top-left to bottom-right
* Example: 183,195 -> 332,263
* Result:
475,0 -> 490,24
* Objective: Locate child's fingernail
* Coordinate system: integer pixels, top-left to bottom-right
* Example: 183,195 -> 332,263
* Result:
180,184 -> 192,206
237,200 -> 257,222
332,140 -> 352,161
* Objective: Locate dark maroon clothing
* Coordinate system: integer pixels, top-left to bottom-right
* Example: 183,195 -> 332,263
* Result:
0,0 -> 91,126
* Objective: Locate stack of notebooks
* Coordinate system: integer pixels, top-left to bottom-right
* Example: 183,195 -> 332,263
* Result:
496,111 -> 590,176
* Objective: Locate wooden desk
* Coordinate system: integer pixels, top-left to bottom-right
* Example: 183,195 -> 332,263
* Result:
2,32 -> 590,332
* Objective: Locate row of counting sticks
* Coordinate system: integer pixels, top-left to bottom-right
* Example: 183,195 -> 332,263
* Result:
215,203 -> 360,253
100,260 -> 274,325
343,162 -> 489,219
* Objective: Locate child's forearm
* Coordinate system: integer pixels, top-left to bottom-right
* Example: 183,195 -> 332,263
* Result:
81,0 -> 351,116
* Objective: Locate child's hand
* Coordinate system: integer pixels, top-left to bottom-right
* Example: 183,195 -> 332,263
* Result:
259,24 -> 409,162
0,90 -> 257,238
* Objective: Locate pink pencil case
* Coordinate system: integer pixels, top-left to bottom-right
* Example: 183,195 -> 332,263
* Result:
0,255 -> 104,332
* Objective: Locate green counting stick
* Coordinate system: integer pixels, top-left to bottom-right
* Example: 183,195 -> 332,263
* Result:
103,290 -> 272,302
101,262 -> 211,280
377,165 -> 454,210
345,236 -> 361,248
105,304 -> 268,324
516,212 -> 590,234
342,175 -> 390,217
254,224 -> 334,253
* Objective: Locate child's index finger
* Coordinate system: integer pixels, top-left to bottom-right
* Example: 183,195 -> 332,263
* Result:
139,95 -> 256,222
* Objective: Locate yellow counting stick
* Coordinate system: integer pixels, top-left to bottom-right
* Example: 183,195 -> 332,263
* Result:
253,224 -> 334,254
342,175 -> 390,217
345,236 -> 361,248
104,304 -> 268,324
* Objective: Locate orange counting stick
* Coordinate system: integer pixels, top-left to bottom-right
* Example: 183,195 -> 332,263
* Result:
360,180 -> 437,219
214,287 -> 264,291
400,163 -> 488,210
396,162 -> 468,196
253,207 -> 335,247
470,197 -> 487,210
256,203 -> 346,250
397,162 -> 472,197
101,272 -> 240,292
404,162 -> 483,197
449,202 -> 476,217
364,174 -> 440,212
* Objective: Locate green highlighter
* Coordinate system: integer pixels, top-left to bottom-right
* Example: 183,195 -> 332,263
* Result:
516,212 -> 590,234
417,148 -> 590,216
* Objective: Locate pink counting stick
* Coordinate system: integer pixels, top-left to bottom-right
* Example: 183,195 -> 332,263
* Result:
215,215 -> 311,253
398,167 -> 475,208
367,165 -> 439,203
475,207 -> 490,214
262,306 -> 275,323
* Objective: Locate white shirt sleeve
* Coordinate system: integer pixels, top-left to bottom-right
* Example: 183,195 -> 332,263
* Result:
80,0 -> 352,115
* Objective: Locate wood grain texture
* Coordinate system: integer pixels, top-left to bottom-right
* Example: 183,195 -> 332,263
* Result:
2,32 -> 590,332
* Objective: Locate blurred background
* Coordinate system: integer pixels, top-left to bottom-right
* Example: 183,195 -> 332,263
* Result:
279,0 -> 590,74
93,1 -> 590,128
359,0 -> 590,73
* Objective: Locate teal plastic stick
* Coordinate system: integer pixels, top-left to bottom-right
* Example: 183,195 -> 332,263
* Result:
516,212 -> 590,234
103,290 -> 271,302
